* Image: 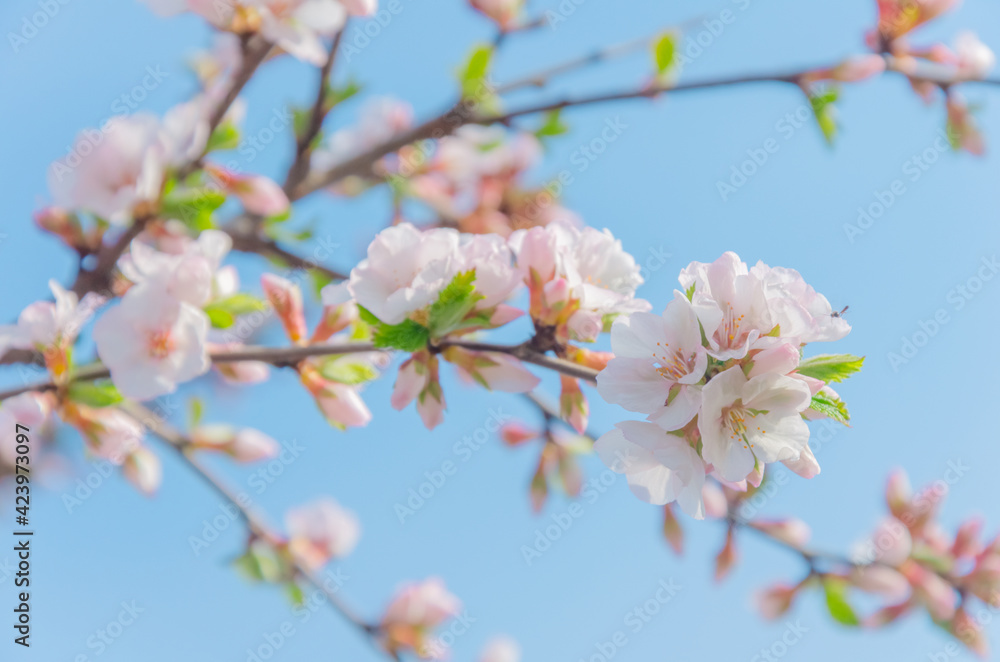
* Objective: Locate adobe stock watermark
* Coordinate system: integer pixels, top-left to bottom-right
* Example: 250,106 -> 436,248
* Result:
507,115 -> 630,233
70,601 -> 146,660
340,0 -> 411,62
575,578 -> 681,662
887,256 -> 999,372
49,64 -> 171,184
736,419 -> 843,519
748,620 -> 809,662
843,128 -> 955,243
716,104 -> 812,202
7,0 -> 73,53
393,408 -> 511,524
61,396 -> 182,514
520,449 -> 635,565
243,569 -> 349,662
188,440 -> 307,555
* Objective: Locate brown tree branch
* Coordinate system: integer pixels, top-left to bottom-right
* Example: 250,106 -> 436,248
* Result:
118,401 -> 398,661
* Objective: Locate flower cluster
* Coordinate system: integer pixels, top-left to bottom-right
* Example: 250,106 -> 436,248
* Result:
394,126 -> 580,237
594,252 -> 857,518
343,221 -> 645,429
757,469 -> 1000,658
142,0 -> 376,65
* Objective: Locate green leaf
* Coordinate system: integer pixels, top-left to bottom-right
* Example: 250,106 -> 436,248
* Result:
810,390 -> 851,424
206,293 -> 268,317
324,80 -> 362,109
428,270 -> 483,337
798,354 -> 864,383
356,305 -> 381,326
205,307 -> 235,329
652,31 -> 678,75
684,282 -> 696,301
161,188 -> 227,231
67,381 -> 123,408
458,44 -> 497,110
189,397 -> 204,428
535,109 -> 569,140
809,87 -> 840,146
373,319 -> 430,352
284,582 -> 306,607
318,358 -> 378,385
823,577 -> 860,626
206,121 -> 241,153
232,543 -> 285,583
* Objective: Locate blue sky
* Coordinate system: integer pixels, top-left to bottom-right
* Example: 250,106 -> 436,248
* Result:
2,0 -> 1000,660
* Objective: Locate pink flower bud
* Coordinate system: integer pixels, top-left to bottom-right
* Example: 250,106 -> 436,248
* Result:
831,55 -> 887,82
285,498 -> 361,570
952,518 -> 984,558
885,469 -> 912,520
900,561 -> 957,621
123,447 -> 162,496
499,422 -> 538,446
849,565 -> 910,601
559,375 -> 588,434
755,583 -> 797,620
383,577 -> 461,631
951,606 -> 989,658
261,273 -> 307,343
715,528 -> 738,582
207,165 -> 290,217
753,518 -> 811,548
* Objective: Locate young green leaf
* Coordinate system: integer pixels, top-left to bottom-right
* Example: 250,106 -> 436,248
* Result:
652,32 -> 678,76
373,319 -> 431,352
810,390 -> 851,424
67,381 -> 123,408
428,270 -> 483,337
823,577 -> 860,626
797,354 -> 864,383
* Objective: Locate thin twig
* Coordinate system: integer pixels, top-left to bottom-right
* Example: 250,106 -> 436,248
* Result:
0,337 -> 600,401
118,401 -> 395,660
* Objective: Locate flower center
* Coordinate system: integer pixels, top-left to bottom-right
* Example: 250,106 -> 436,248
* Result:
653,342 -> 695,381
147,329 -> 175,359
720,303 -> 746,347
722,401 -> 767,450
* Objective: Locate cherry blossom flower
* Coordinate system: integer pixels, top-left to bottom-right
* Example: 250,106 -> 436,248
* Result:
285,498 -> 361,569
94,284 -> 211,400
0,393 -> 53,469
750,261 -> 851,345
48,114 -> 167,224
142,0 -> 358,65
469,0 -> 523,30
597,292 -> 708,431
312,97 -> 414,172
61,403 -> 162,494
479,636 -> 521,662
510,223 -> 650,343
121,230 -> 233,307
594,420 -> 706,518
698,367 -> 812,483
0,280 -> 104,381
349,224 -> 460,325
191,424 -> 281,462
382,577 -> 461,658
679,252 -> 773,360
954,31 -> 996,79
